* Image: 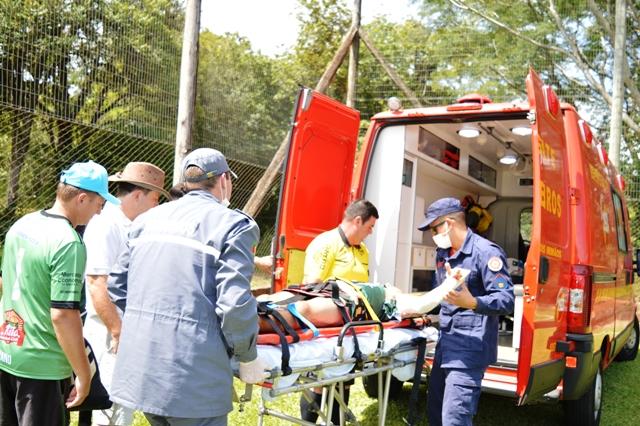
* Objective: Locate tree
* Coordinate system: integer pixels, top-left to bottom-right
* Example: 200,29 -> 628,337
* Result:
0,0 -> 182,230
194,31 -> 292,166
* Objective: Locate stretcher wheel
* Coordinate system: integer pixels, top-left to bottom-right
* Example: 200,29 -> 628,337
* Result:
362,374 -> 404,400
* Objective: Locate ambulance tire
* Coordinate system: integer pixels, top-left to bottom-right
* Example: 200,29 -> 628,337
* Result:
362,374 -> 404,400
562,366 -> 602,426
615,316 -> 639,362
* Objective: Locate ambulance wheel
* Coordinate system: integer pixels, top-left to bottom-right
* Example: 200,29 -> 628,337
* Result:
562,366 -> 602,426
362,374 -> 403,400
615,316 -> 639,362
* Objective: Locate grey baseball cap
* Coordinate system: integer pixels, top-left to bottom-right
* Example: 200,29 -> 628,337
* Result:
181,148 -> 237,183
417,197 -> 464,231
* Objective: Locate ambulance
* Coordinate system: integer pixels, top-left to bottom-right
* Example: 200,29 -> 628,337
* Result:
270,69 -> 639,425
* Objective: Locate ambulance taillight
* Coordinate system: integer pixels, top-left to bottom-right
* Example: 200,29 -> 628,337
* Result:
567,265 -> 593,333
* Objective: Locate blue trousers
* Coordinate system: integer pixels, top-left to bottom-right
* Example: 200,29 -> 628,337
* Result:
144,413 -> 227,426
427,356 -> 485,426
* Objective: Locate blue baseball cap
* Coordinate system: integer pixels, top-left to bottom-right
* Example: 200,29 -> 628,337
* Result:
181,148 -> 237,182
418,197 -> 464,231
60,161 -> 120,205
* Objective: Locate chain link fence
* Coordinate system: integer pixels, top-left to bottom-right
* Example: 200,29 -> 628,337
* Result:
1,0 -> 638,259
0,0 -> 289,258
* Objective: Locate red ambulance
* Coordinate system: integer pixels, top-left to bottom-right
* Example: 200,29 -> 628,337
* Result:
270,69 -> 639,425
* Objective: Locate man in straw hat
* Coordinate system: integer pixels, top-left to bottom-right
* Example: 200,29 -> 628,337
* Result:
82,161 -> 168,426
0,161 -> 118,426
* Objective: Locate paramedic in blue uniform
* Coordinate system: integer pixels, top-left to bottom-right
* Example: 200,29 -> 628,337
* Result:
418,197 -> 514,426
107,148 -> 267,426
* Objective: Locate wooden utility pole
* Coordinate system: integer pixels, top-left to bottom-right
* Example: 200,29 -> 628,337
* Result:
243,25 -> 358,217
244,16 -> 426,217
346,0 -> 362,108
173,0 -> 201,185
609,0 -> 626,167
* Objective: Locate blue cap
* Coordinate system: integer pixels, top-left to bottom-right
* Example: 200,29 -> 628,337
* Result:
60,161 -> 120,205
181,148 -> 237,182
418,197 -> 464,230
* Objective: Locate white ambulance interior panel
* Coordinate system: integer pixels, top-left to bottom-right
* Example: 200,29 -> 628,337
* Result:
364,118 -> 534,365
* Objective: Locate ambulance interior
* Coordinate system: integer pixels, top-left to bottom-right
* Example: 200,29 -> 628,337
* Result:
364,117 -> 533,366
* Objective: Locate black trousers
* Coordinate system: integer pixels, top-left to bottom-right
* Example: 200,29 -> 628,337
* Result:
0,370 -> 71,426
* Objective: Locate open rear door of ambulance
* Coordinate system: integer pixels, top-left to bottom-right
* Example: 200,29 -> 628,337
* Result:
517,69 -> 572,404
272,88 -> 360,292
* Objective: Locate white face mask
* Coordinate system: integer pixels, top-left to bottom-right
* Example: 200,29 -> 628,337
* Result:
432,222 -> 452,249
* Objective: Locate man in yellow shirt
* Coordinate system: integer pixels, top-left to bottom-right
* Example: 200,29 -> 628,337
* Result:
300,199 -> 378,424
303,199 -> 377,284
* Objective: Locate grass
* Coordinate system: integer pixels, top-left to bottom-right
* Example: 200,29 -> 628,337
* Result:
71,354 -> 640,425
71,286 -> 640,425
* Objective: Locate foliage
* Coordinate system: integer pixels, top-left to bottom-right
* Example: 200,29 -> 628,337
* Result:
0,0 -> 181,234
194,31 -> 292,165
72,355 -> 640,425
276,0 -> 351,100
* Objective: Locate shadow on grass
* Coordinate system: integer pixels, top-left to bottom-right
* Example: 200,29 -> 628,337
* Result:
355,356 -> 640,425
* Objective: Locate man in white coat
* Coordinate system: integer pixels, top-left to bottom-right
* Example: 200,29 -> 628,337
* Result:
83,162 -> 169,425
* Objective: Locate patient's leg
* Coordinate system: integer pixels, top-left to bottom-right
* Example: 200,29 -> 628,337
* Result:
258,297 -> 345,333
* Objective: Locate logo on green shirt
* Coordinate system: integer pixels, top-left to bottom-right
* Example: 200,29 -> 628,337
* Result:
0,310 -> 26,346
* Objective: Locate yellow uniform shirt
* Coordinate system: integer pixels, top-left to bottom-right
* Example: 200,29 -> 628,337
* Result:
303,227 -> 369,283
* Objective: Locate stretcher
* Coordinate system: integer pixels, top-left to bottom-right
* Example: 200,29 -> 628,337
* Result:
239,319 -> 439,426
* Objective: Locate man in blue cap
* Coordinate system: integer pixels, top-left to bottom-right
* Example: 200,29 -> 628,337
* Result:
0,161 -> 118,426
108,148 -> 265,426
419,197 -> 514,426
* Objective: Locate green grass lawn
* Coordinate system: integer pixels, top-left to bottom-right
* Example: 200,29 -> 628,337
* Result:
72,354 -> 640,425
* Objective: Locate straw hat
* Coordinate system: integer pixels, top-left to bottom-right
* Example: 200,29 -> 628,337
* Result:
109,162 -> 170,199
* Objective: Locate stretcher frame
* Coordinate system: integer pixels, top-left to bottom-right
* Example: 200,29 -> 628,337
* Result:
242,320 -> 431,426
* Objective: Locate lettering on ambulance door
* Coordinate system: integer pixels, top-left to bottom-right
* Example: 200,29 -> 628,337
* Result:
517,69 -> 571,404
273,88 -> 360,291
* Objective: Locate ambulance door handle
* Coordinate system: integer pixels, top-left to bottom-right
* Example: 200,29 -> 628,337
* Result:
276,234 -> 285,259
539,256 -> 549,284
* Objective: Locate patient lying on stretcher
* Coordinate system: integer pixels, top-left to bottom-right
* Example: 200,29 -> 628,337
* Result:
257,266 -> 469,334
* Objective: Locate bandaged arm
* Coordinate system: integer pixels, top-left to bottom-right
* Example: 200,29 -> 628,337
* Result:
395,268 -> 470,316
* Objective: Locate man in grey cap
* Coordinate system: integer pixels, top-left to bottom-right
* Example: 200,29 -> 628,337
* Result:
418,197 -> 514,426
108,148 -> 265,426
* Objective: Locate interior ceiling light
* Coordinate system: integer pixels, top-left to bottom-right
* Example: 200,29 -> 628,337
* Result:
511,126 -> 532,136
458,128 -> 480,138
500,142 -> 518,165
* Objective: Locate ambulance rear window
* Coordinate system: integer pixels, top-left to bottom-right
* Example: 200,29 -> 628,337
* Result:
611,191 -> 628,252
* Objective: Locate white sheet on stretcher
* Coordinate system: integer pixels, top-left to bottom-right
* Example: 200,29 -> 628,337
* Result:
257,326 -> 439,394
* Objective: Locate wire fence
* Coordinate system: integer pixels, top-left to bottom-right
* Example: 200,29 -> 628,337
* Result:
0,0 -> 638,256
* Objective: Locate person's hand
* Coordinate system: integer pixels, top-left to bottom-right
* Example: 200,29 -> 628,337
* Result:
239,357 -> 268,384
444,282 -> 477,310
254,255 -> 273,274
66,373 -> 90,408
108,333 -> 119,354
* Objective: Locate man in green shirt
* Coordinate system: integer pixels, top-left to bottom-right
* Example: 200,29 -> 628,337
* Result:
0,160 -> 118,426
